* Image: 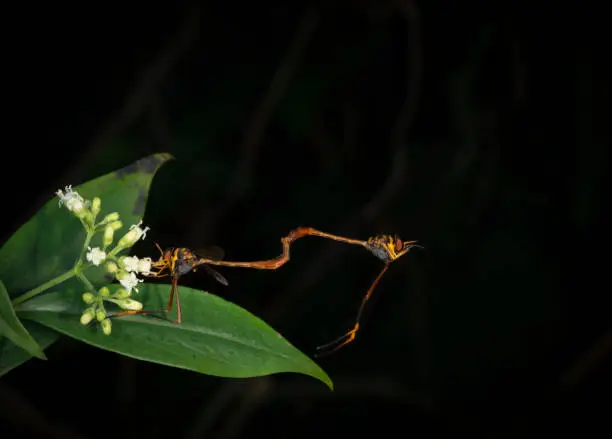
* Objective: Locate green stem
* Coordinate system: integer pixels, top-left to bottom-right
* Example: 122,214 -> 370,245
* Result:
11,268 -> 76,307
76,272 -> 95,292
76,231 -> 95,266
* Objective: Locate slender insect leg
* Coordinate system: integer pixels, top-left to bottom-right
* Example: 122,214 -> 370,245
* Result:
315,263 -> 391,357
174,282 -> 182,324
108,277 -> 181,324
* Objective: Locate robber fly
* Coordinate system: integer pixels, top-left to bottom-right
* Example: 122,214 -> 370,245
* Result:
111,244 -> 228,323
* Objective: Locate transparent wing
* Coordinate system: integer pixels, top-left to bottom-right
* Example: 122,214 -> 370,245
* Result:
202,264 -> 229,286
194,245 -> 225,261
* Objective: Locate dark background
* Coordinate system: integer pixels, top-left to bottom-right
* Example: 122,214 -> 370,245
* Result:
1,1 -> 610,437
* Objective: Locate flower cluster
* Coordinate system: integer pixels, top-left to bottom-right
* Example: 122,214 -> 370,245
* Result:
56,185 -> 155,335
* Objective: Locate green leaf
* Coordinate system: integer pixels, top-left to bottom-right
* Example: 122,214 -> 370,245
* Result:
0,321 -> 59,377
0,153 -> 173,297
17,284 -> 333,389
0,280 -> 47,359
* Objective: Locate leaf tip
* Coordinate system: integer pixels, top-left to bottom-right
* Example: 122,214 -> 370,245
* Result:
323,375 -> 334,391
34,351 -> 48,361
114,153 -> 175,180
301,361 -> 333,390
158,152 -> 175,162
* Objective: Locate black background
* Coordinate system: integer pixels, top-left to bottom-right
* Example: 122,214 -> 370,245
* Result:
1,1 -> 610,438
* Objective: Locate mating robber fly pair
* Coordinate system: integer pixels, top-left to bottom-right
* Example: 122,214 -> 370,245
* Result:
113,227 -> 421,356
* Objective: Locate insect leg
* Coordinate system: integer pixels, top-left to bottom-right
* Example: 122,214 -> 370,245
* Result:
108,276 -> 181,324
314,262 -> 390,357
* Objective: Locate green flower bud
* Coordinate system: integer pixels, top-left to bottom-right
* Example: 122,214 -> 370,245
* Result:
96,308 -> 107,322
91,197 -> 101,218
80,307 -> 95,325
102,212 -> 120,224
103,225 -> 115,249
109,298 -> 143,311
105,261 -> 118,274
101,318 -> 112,335
113,288 -> 130,299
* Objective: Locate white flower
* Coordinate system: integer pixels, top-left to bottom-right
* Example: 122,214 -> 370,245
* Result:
56,185 -> 90,217
116,220 -> 151,249
86,247 -> 107,266
119,256 -> 140,272
129,220 -> 150,240
116,271 -> 144,294
118,256 -> 152,275
137,257 -> 152,275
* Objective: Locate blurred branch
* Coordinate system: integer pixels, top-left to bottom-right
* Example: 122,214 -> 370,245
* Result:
192,6 -> 320,242
0,382 -> 90,439
275,374 -> 431,404
309,117 -> 343,178
147,91 -> 176,152
359,0 -> 421,219
115,356 -> 138,411
266,0 -> 422,321
184,381 -> 248,439
562,325 -> 612,388
187,374 -> 430,439
208,378 -> 272,439
52,3 -> 201,190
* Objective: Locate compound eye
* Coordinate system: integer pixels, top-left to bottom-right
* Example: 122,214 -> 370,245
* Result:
395,238 -> 403,251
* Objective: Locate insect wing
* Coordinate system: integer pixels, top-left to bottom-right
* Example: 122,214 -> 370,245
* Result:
202,264 -> 229,286
365,242 -> 393,262
195,245 -> 225,261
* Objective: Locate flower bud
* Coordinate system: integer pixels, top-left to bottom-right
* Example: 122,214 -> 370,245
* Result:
80,307 -> 95,325
82,292 -> 95,304
96,308 -> 107,322
101,318 -> 112,335
109,298 -> 143,311
103,225 -> 115,249
101,212 -> 120,224
113,288 -> 130,299
105,261 -> 118,274
91,197 -> 101,218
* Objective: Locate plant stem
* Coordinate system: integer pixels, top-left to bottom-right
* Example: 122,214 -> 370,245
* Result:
76,231 -> 95,266
76,271 -> 95,292
11,268 -> 76,306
